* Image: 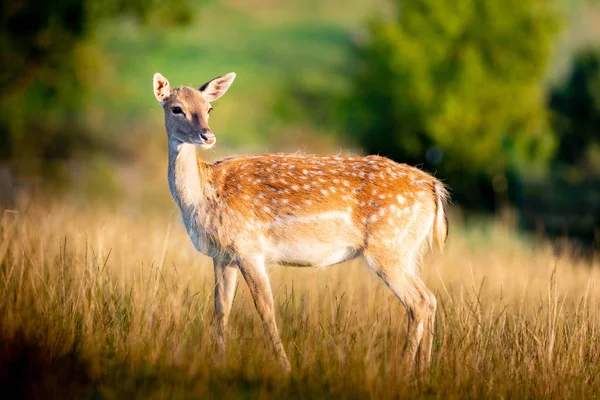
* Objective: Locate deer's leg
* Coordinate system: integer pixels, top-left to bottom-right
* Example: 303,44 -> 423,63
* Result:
236,256 -> 291,372
364,249 -> 436,370
213,257 -> 238,357
418,287 -> 437,367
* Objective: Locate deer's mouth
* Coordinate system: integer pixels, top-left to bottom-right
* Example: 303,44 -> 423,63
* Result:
199,142 -> 215,149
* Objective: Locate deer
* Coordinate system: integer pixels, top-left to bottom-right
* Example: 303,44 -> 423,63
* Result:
152,72 -> 449,373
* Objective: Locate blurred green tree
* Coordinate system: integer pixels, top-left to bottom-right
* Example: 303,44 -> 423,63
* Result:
550,50 -> 600,170
345,0 -> 561,209
0,0 -> 192,174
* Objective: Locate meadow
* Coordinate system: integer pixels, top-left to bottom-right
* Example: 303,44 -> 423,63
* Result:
2,1 -> 600,398
1,197 -> 599,399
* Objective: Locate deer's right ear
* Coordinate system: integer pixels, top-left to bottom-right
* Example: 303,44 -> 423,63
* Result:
153,73 -> 171,105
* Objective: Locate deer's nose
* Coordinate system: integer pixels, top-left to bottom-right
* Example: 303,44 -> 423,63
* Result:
200,131 -> 215,142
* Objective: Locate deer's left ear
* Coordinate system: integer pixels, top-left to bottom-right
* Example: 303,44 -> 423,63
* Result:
153,73 -> 171,104
199,72 -> 236,102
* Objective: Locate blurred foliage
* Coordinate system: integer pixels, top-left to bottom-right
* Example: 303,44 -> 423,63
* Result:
518,49 -> 600,245
342,0 -> 562,209
0,0 -> 193,174
550,49 -> 600,171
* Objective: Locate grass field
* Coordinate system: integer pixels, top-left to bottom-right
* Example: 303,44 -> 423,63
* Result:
1,198 -> 599,398
3,2 -> 600,398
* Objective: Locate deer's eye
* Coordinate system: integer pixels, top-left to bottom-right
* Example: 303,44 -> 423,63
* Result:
171,107 -> 183,115
208,107 -> 214,115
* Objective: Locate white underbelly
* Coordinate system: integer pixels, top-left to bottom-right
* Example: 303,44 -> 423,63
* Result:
263,239 -> 360,267
261,211 -> 362,267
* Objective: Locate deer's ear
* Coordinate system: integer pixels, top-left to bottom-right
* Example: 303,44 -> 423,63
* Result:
199,72 -> 236,102
153,73 -> 171,104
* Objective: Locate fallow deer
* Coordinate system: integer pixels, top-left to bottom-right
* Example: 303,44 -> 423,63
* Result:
153,72 -> 449,372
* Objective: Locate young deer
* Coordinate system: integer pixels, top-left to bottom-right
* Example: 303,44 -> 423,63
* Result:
153,72 -> 449,372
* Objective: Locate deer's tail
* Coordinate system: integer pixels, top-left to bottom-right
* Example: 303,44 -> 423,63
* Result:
432,181 -> 449,252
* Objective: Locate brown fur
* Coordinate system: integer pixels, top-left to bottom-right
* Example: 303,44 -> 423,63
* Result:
153,72 -> 450,372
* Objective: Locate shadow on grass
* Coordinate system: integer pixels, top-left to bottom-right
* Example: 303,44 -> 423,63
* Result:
0,329 -> 93,399
0,325 -> 374,399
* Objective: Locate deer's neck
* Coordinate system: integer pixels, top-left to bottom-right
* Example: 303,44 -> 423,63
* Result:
167,139 -> 212,211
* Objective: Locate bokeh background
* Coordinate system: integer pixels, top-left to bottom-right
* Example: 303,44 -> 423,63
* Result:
2,1 -> 600,397
1,0 -> 599,249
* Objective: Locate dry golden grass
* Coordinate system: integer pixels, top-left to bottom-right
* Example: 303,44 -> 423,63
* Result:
0,198 -> 599,399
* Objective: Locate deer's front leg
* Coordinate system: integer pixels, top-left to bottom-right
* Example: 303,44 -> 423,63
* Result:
236,255 -> 291,372
213,257 -> 238,358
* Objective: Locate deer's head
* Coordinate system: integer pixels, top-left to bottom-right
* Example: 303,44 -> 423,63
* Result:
153,72 -> 236,149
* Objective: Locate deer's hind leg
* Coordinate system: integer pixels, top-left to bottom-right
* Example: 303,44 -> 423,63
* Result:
364,245 -> 437,369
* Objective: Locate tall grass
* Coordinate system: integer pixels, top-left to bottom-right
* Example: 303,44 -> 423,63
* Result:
1,199 -> 599,398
